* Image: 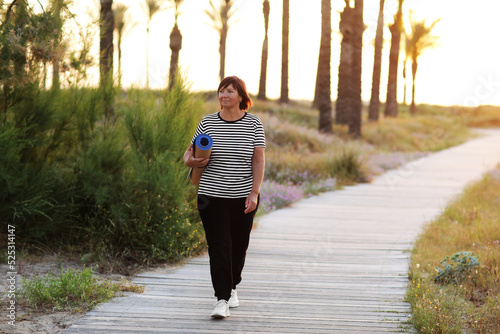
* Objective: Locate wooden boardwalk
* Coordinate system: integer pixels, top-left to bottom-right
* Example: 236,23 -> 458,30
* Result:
65,129 -> 500,334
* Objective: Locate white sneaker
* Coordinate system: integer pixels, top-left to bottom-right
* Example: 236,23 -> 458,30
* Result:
211,300 -> 230,318
228,289 -> 239,308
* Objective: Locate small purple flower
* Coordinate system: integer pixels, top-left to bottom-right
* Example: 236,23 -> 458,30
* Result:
260,180 -> 303,213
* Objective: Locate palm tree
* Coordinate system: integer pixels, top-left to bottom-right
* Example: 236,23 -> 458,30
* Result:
402,31 -> 411,105
334,0 -> 363,137
406,13 -> 440,114
205,0 -> 237,81
49,0 -> 64,90
316,0 -> 332,133
257,0 -> 270,101
335,2 -> 354,125
143,0 -> 166,88
11,0 -> 29,78
384,0 -> 403,118
114,3 -> 136,87
168,0 -> 184,90
367,0 -> 385,121
280,0 -> 289,103
348,0 -> 363,138
99,0 -> 114,87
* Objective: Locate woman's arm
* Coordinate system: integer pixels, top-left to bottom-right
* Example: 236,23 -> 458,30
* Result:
245,147 -> 265,214
184,144 -> 209,168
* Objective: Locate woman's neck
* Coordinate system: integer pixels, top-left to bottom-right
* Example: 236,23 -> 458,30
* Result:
220,108 -> 245,121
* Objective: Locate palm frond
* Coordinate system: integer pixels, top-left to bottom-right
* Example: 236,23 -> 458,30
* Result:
406,12 -> 440,60
204,0 -> 238,32
204,0 -> 222,32
113,3 -> 127,31
170,0 -> 184,20
141,0 -> 168,21
114,3 -> 138,36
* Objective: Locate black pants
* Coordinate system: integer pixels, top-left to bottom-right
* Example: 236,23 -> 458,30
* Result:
198,194 -> 259,301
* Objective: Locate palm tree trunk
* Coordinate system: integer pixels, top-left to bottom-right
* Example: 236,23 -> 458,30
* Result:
219,0 -> 230,81
168,23 -> 182,90
99,0 -> 114,88
52,60 -> 60,90
146,23 -> 150,88
219,25 -> 227,80
384,0 -> 403,118
312,61 -> 320,109
368,0 -> 385,122
12,0 -> 28,78
280,0 -> 289,103
402,58 -> 407,105
410,59 -> 417,114
257,0 -> 270,101
348,0 -> 363,138
51,0 -> 62,90
335,3 -> 354,125
43,61 -> 48,89
317,0 -> 332,133
118,33 -> 122,87
258,39 -> 269,101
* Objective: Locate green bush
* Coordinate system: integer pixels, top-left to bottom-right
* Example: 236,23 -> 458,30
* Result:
79,82 -> 206,263
434,251 -> 481,285
21,267 -> 120,311
327,147 -> 369,184
1,59 -> 206,264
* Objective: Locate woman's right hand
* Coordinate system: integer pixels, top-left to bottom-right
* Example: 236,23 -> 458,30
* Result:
184,144 -> 209,168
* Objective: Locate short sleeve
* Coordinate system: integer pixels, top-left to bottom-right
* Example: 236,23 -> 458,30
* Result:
254,117 -> 266,148
191,118 -> 205,144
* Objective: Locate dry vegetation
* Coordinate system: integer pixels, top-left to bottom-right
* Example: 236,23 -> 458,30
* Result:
407,167 -> 500,333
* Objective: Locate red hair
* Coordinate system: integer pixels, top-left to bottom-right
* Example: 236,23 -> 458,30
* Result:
218,76 -> 253,111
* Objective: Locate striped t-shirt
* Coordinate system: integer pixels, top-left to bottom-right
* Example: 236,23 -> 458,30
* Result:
191,112 -> 266,198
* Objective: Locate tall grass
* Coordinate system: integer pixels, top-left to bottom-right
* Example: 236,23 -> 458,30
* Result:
255,101 -> 472,187
362,115 -> 471,152
2,77 -> 206,267
20,266 -> 144,312
407,167 -> 500,333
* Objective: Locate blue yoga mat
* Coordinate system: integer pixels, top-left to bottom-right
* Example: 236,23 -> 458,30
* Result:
194,134 -> 213,152
190,134 -> 213,185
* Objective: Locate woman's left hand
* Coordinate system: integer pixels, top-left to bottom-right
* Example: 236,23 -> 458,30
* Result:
244,192 -> 258,214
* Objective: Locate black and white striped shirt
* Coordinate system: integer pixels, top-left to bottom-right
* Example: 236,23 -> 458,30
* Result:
191,112 -> 266,198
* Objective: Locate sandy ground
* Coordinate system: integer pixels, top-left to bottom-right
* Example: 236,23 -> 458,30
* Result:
0,255 -> 180,334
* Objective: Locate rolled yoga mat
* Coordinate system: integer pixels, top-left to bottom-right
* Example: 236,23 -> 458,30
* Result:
189,134 -> 213,185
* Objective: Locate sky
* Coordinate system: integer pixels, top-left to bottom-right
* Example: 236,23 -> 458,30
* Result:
34,0 -> 500,106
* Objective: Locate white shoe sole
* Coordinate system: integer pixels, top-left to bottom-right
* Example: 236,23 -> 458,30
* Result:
211,311 -> 229,318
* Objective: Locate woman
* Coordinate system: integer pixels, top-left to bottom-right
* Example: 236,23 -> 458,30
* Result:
184,76 -> 265,318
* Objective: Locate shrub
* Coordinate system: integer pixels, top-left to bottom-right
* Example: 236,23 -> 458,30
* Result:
0,72 -> 206,264
327,147 -> 369,184
434,251 -> 481,285
74,79 -> 206,263
20,267 -> 137,311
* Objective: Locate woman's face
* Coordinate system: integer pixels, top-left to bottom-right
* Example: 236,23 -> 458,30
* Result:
218,83 -> 242,110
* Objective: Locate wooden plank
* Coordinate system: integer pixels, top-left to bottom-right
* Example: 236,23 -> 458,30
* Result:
64,129 -> 500,334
